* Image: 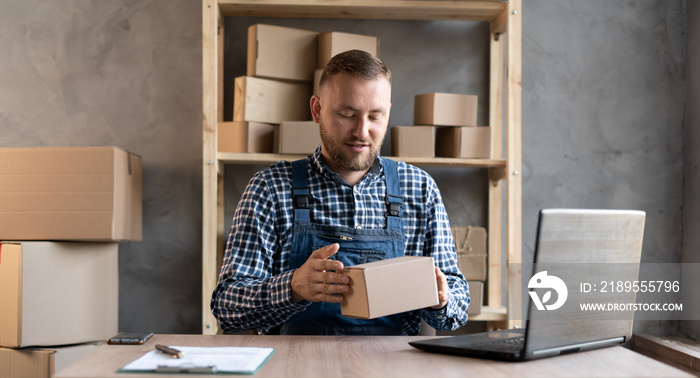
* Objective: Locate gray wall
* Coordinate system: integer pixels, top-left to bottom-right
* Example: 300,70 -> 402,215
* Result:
523,1 -> 686,335
682,0 -> 700,339
0,0 -> 203,333
0,0 -> 689,336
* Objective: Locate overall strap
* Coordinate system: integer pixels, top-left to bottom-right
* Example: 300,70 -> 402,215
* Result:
291,159 -> 310,224
380,158 -> 403,230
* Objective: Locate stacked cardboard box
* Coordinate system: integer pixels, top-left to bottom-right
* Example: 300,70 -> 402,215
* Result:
0,146 -> 142,377
0,342 -> 103,377
436,126 -> 490,159
399,92 -> 490,159
279,121 -> 322,155
228,24 -> 381,154
391,126 -> 435,158
415,92 -> 478,127
314,31 -> 380,95
233,75 -> 312,125
247,24 -> 318,82
234,24 -> 317,153
218,121 -> 279,153
450,226 -> 487,315
0,147 -> 142,241
317,31 -> 379,69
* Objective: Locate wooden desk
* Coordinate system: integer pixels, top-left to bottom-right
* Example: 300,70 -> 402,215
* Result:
56,334 -> 690,377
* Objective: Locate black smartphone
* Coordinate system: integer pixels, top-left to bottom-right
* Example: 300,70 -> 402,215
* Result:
107,331 -> 154,345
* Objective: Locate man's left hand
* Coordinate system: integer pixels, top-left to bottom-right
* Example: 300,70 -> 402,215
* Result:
431,266 -> 449,310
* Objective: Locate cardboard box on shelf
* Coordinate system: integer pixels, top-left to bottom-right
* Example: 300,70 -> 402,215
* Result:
0,342 -> 103,378
234,76 -> 312,124
467,281 -> 483,315
451,226 -> 487,281
317,31 -> 379,68
313,68 -> 323,96
341,256 -> 439,319
247,24 -> 319,82
391,126 -> 435,158
218,121 -> 278,153
414,92 -> 478,127
0,146 -> 142,241
278,121 -> 321,155
0,242 -> 118,348
436,126 -> 491,159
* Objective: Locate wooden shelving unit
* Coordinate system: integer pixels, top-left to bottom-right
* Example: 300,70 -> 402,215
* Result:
202,0 -> 522,334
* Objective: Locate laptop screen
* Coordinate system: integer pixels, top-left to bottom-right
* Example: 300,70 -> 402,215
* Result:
522,209 -> 645,357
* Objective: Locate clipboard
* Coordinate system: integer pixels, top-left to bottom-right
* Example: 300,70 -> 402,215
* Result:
119,346 -> 275,374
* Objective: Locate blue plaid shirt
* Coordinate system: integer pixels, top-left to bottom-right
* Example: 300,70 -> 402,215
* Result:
211,147 -> 470,334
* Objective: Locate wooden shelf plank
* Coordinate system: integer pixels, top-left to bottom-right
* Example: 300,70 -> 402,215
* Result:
218,152 -> 506,168
218,0 -> 507,21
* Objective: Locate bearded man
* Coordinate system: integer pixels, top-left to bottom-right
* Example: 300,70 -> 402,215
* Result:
211,50 -> 470,335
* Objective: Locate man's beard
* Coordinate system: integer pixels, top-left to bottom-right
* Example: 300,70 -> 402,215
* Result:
319,121 -> 385,172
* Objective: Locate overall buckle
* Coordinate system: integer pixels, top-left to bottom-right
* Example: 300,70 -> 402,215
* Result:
386,195 -> 403,218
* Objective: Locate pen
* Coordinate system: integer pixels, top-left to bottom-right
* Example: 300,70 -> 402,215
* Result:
155,344 -> 185,359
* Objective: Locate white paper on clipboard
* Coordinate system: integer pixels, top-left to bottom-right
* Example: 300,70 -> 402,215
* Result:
120,346 -> 275,374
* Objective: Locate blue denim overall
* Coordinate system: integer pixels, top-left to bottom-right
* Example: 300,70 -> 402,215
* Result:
278,157 -> 406,335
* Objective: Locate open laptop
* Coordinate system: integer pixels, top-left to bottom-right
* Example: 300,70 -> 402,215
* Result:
410,208 -> 646,361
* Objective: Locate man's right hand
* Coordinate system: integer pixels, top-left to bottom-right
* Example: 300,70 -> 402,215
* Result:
290,243 -> 350,303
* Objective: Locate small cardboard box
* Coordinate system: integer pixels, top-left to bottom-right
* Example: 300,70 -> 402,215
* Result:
341,256 -> 439,319
247,24 -> 319,82
0,242 -> 118,348
234,76 -> 312,124
0,342 -> 102,378
436,126 -> 491,158
0,146 -> 142,241
467,281 -> 483,315
414,92 -> 478,127
317,31 -> 379,68
278,121 -> 321,155
451,226 -> 487,281
391,126 -> 435,158
218,121 -> 279,153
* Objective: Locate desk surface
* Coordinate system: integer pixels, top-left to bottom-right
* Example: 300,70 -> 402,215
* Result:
56,334 -> 690,377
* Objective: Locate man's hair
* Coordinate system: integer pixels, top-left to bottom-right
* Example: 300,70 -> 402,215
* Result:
319,49 -> 391,88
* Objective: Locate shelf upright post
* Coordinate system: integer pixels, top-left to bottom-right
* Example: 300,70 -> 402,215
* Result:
202,0 -> 223,335
487,5 -> 507,328
506,0 -> 523,329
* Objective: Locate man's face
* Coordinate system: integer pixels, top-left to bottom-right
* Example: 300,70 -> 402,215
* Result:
311,73 -> 391,174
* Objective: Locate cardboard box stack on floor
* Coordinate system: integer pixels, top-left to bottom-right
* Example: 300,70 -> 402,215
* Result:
0,146 -> 142,377
450,226 -> 488,315
227,24 -> 380,155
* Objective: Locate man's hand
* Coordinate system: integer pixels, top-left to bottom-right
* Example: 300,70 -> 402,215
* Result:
291,243 -> 350,303
431,266 -> 450,310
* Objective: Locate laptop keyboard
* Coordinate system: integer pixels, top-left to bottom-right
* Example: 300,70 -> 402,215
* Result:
469,337 -> 525,352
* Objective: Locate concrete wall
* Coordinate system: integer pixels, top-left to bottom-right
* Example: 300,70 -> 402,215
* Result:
0,0 -> 687,335
0,0 -> 203,333
523,1 -> 685,335
682,0 -> 700,339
